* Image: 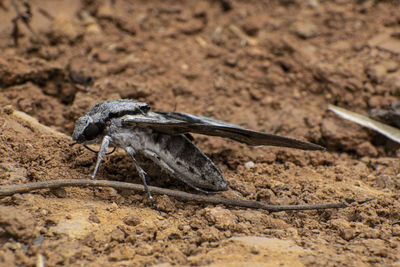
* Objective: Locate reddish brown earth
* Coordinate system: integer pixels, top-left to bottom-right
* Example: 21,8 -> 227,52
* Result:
0,0 -> 400,266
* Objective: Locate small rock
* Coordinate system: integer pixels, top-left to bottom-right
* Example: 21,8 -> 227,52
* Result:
392,224 -> 400,236
307,0 -> 320,8
88,214 -> 100,224
248,88 -> 263,101
386,72 -> 400,95
363,239 -> 388,257
108,247 -> 136,261
32,235 -> 44,246
321,118 -> 367,150
220,0 -> 233,11
236,210 -> 266,225
40,209 -> 49,216
85,19 -> 102,34
191,5 -> 205,18
368,95 -> 386,107
335,174 -> 344,182
0,56 -> 61,87
204,207 -> 236,230
224,55 -> 238,67
110,228 -> 125,242
365,65 -> 387,84
0,163 -> 27,183
340,228 -> 356,241
97,1 -> 114,17
0,206 -> 36,241
375,174 -> 397,189
123,215 -> 141,226
247,48 -> 268,60
255,188 -> 274,202
156,195 -> 176,212
250,245 -> 260,254
214,76 -> 226,91
172,85 -> 191,96
179,19 -> 204,35
356,142 -> 378,157
330,218 -> 353,241
240,20 -> 260,36
106,202 -> 119,212
263,217 -> 289,229
244,161 -> 255,169
180,225 -> 191,234
353,161 -> 369,173
292,21 -> 319,39
363,82 -> 375,93
205,46 -> 221,58
50,14 -> 83,42
180,64 -> 199,80
69,70 -> 93,86
382,61 -> 399,72
168,232 -> 181,240
197,227 -> 222,242
50,188 -> 67,198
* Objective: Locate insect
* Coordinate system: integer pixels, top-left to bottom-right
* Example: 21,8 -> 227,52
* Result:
72,99 -> 324,204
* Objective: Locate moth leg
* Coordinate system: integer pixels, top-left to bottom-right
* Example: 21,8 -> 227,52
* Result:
92,135 -> 111,179
125,147 -> 156,208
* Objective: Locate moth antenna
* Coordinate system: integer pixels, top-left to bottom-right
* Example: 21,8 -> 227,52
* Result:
106,147 -> 117,155
172,101 -> 178,112
83,144 -> 99,153
84,145 -> 116,155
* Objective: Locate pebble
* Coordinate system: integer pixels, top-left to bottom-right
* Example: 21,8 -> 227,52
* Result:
204,207 -> 236,230
245,161 -> 255,169
365,65 -> 387,84
392,224 -> 400,236
250,245 -> 260,254
123,215 -> 141,226
292,21 -> 319,39
110,228 -> 125,242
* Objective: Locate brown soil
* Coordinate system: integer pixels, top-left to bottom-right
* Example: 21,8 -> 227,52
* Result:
1,0 -> 400,266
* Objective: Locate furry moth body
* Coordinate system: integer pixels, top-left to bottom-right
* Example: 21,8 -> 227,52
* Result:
72,99 -> 324,202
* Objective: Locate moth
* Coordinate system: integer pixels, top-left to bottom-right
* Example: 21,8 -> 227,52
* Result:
72,99 -> 324,203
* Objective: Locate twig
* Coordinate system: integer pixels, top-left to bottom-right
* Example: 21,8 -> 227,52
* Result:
10,0 -> 44,45
328,104 -> 400,144
0,179 -> 354,212
37,7 -> 54,21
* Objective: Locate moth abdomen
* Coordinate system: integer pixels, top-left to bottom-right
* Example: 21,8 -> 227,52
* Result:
143,132 -> 228,192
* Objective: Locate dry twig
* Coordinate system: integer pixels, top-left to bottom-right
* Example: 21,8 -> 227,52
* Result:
0,179 -> 357,212
329,104 -> 400,144
10,0 -> 44,46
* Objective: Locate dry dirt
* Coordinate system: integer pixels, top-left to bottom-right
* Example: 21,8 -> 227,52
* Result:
0,0 -> 400,266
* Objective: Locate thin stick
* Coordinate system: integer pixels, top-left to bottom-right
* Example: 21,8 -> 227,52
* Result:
10,0 -> 44,45
0,179 -> 351,212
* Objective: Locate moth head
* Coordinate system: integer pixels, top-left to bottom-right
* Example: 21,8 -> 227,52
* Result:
72,115 -> 103,144
137,102 -> 150,114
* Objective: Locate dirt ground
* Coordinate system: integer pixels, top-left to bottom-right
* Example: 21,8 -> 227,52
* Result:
0,0 -> 400,266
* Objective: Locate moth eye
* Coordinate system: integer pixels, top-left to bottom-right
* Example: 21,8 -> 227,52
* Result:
83,123 -> 99,140
140,104 -> 150,113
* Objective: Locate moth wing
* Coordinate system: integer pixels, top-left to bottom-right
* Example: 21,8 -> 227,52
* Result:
122,112 -> 325,151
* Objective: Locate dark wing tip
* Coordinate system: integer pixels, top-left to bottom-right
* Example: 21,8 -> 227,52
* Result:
301,142 -> 326,151
256,137 -> 326,151
224,129 -> 326,151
